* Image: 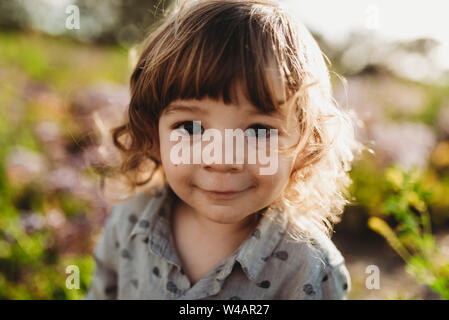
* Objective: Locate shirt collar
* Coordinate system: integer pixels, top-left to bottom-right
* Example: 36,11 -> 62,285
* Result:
234,206 -> 288,282
127,184 -> 183,268
127,183 -> 289,282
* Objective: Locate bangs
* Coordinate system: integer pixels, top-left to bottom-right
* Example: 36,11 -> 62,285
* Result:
131,0 -> 303,120
165,10 -> 280,110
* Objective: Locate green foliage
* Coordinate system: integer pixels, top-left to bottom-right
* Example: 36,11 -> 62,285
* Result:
0,211 -> 94,299
1,29 -> 449,300
367,166 -> 449,299
0,32 -> 129,88
0,31 -> 124,299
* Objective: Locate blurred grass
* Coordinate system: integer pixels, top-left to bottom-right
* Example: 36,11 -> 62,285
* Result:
0,30 -> 449,300
0,31 -> 129,91
0,31 -> 129,299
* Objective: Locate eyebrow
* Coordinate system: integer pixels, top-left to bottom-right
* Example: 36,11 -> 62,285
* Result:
163,103 -> 286,118
163,104 -> 205,115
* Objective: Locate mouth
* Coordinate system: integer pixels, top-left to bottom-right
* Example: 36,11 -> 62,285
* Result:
197,187 -> 249,199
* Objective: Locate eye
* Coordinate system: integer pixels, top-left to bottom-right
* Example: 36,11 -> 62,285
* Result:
245,124 -> 274,138
173,121 -> 204,135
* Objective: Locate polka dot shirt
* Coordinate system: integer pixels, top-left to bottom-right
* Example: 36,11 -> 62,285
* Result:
85,184 -> 351,300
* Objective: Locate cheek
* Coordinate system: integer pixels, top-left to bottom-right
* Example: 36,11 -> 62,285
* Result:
160,145 -> 190,181
249,156 -> 293,190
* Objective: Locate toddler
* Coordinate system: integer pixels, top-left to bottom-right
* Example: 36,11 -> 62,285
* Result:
86,0 -> 360,300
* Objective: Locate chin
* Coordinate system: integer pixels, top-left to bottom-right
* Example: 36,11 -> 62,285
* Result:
201,206 -> 247,224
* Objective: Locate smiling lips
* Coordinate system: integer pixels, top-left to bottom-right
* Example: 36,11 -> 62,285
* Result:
198,187 -> 249,199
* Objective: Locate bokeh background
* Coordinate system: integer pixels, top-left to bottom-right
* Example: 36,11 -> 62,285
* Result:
0,0 -> 448,300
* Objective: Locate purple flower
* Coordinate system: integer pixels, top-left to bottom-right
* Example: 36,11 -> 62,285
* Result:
21,211 -> 45,234
5,146 -> 47,185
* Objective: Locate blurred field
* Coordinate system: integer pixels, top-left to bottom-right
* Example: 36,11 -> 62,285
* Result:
0,30 -> 448,300
0,31 -> 129,299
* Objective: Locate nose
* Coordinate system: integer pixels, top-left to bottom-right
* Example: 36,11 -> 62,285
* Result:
203,162 -> 244,173
201,128 -> 245,173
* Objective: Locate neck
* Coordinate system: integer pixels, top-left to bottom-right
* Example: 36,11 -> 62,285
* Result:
173,200 -> 261,242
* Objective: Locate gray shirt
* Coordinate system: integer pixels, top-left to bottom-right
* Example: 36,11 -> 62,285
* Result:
85,184 -> 351,300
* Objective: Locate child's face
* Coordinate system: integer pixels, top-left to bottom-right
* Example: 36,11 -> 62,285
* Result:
157,83 -> 301,226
